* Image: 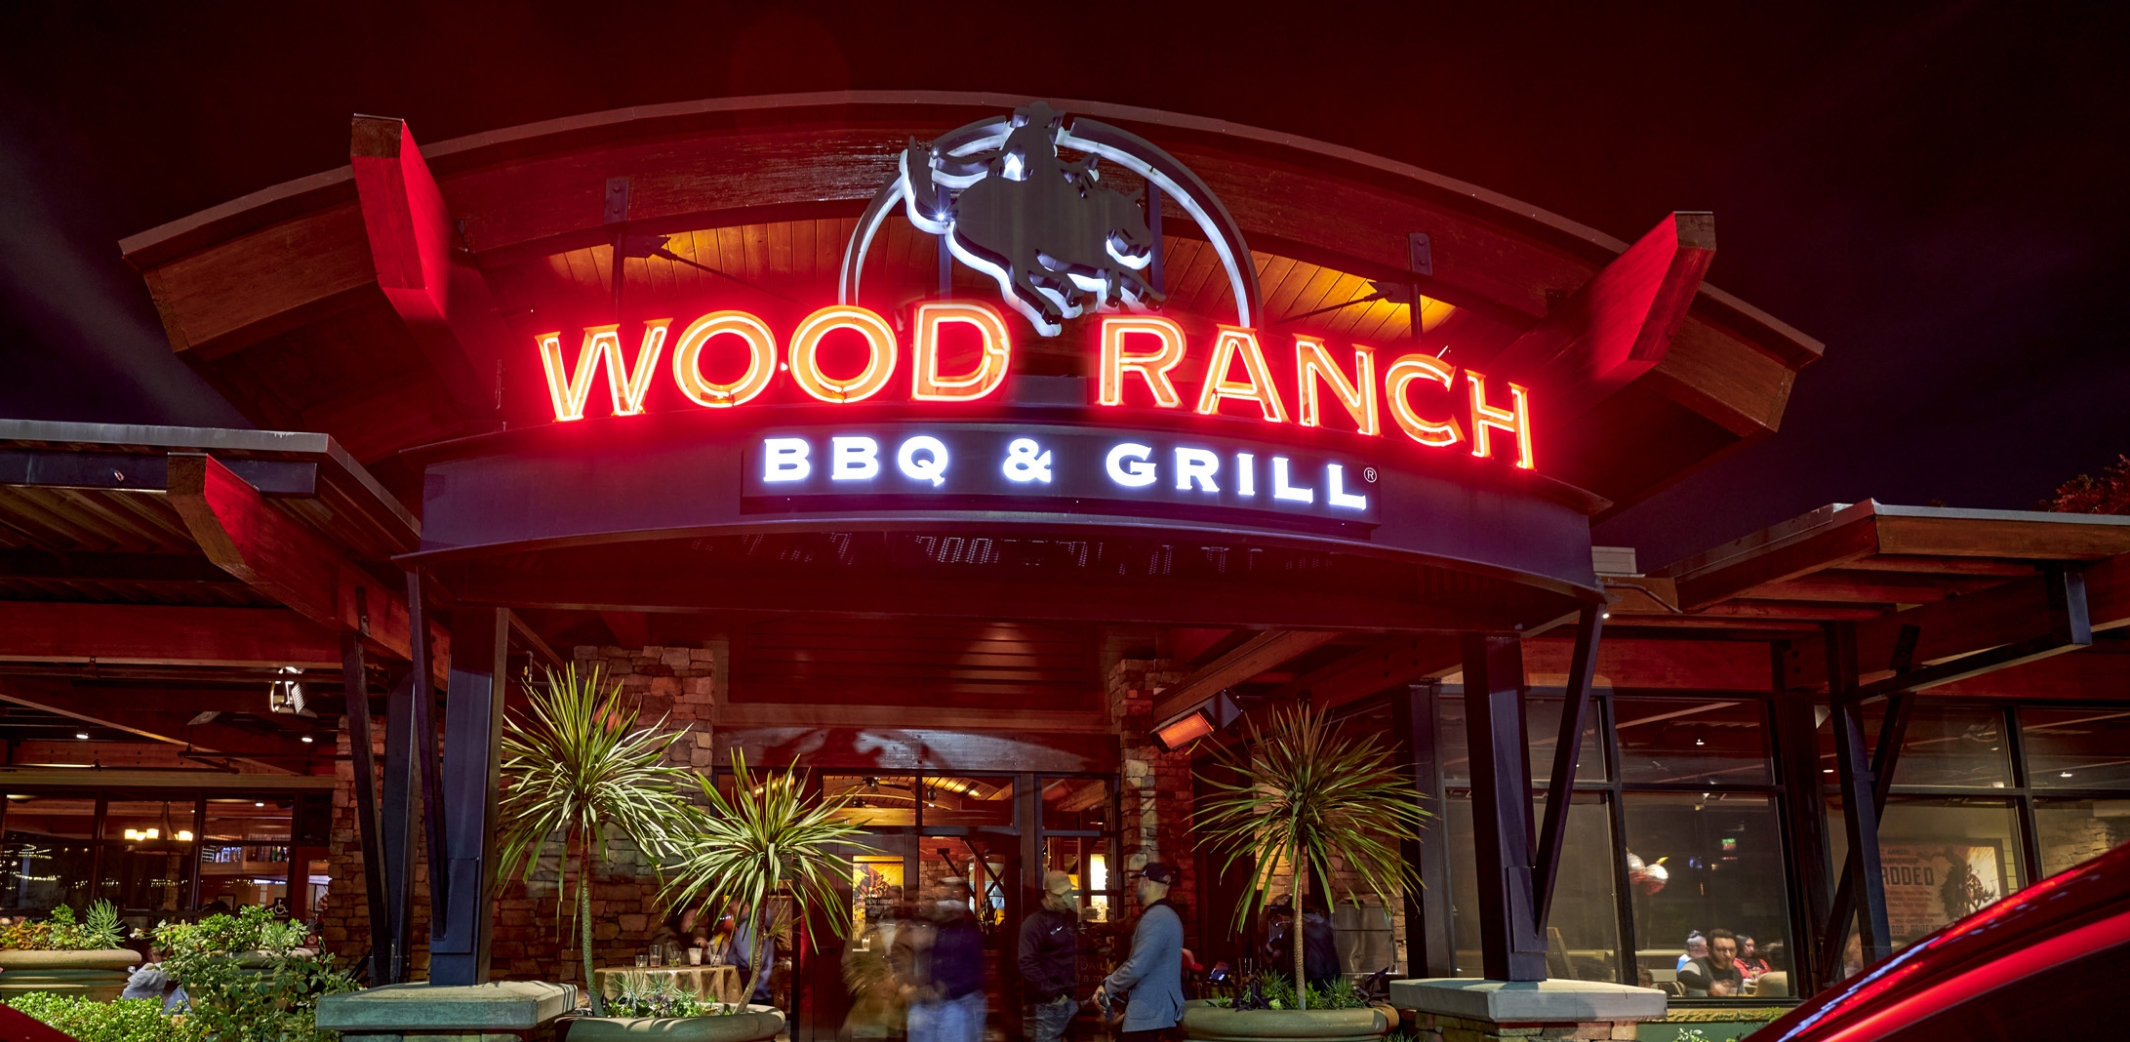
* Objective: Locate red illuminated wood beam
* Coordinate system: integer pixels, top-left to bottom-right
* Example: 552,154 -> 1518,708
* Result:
1258,634 -> 1462,709
1524,636 -> 1774,691
1151,630 -> 1340,722
1490,212 -> 1716,423
167,453 -> 448,676
0,681 -> 313,774
351,116 -> 510,425
0,601 -> 341,668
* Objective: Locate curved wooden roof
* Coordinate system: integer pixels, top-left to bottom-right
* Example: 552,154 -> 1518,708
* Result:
119,91 -> 1821,516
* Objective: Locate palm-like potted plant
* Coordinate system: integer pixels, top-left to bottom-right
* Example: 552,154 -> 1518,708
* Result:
1190,704 -> 1428,1042
587,751 -> 871,1042
496,663 -> 695,1018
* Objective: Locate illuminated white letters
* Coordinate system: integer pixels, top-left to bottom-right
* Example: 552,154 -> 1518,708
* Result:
763,438 -> 811,482
1271,456 -> 1314,504
1235,452 -> 1256,497
897,436 -> 949,486
1326,464 -> 1368,510
1002,438 -> 1053,483
832,436 -> 880,481
1107,443 -> 1157,488
1174,447 -> 1220,492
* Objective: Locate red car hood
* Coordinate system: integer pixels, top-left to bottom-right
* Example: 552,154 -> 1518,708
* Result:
1756,839 -> 2130,1042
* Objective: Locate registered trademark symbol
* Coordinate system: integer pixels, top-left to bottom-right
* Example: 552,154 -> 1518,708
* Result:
1363,466 -> 1379,484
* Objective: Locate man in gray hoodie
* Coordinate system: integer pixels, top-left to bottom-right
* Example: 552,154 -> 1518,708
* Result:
1094,862 -> 1184,1042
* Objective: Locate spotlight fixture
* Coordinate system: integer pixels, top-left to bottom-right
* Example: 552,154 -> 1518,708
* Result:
269,666 -> 314,717
1151,688 -> 1244,752
254,802 -> 264,808
74,732 -> 90,740
300,735 -> 315,744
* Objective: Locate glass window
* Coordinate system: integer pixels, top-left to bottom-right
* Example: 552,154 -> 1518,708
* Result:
821,774 -> 918,827
103,800 -> 196,914
1815,704 -> 2011,788
1614,699 -> 1772,786
922,775 -> 1014,828
1041,835 -> 1115,922
197,798 -> 291,912
1,795 -> 96,914
1622,792 -> 1790,997
2022,709 -> 2130,789
1825,796 -> 2024,947
1438,693 -> 1609,788
1443,792 -> 1622,982
1039,776 -> 1111,832
2035,799 -> 2130,878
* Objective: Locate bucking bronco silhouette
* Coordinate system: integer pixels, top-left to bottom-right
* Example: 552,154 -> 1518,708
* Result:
902,102 -> 1165,335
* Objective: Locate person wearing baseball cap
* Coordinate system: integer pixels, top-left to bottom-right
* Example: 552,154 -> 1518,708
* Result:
1094,861 -> 1184,1042
1020,870 -> 1082,1042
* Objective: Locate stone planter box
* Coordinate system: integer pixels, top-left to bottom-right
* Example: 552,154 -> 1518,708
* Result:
564,1005 -> 785,1042
0,949 -> 142,1002
1180,1003 -> 1394,1042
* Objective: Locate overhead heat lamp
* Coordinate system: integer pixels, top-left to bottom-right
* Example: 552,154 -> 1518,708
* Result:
1151,689 -> 1244,752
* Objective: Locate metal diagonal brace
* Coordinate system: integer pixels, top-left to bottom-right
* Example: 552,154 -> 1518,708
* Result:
1838,564 -> 2091,705
1534,603 -> 1602,926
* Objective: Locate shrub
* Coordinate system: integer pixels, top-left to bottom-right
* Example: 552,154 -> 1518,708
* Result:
0,901 -> 127,951
156,905 -> 355,1042
3,993 -> 184,1042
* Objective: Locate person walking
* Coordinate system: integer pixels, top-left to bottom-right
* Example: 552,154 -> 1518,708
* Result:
1020,871 -> 1081,1042
906,878 -> 986,1042
1094,862 -> 1185,1042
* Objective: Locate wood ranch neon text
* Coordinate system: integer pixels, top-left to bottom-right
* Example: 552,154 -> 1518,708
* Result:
536,304 -> 1536,469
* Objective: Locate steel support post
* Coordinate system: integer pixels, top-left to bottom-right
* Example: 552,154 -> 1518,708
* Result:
340,631 -> 391,985
1823,622 -> 1892,969
1461,634 -> 1547,981
1773,687 -> 1834,992
1533,604 -> 1601,925
429,607 -> 510,986
1391,681 -> 1452,976
378,668 -> 419,984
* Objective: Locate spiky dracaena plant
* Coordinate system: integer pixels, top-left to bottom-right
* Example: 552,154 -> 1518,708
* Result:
1195,704 -> 1429,1010
660,753 -> 874,1006
497,664 -> 695,1015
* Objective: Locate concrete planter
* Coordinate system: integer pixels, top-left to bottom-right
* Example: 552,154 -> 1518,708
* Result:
1637,1007 -> 1788,1042
1180,1004 -> 1393,1042
0,949 -> 142,1002
564,1005 -> 785,1042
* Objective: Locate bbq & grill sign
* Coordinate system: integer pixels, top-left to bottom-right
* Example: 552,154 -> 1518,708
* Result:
534,102 -> 1535,475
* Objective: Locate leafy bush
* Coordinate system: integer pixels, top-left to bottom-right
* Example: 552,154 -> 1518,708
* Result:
0,901 -> 127,951
156,905 -> 355,1042
4,993 -> 184,1042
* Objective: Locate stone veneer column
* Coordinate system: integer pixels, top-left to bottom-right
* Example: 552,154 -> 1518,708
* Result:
1109,657 -> 1194,926
1392,979 -> 1668,1042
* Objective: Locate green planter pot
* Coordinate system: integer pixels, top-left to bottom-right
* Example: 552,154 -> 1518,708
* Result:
1180,1004 -> 1394,1042
0,949 -> 142,1002
564,1004 -> 785,1042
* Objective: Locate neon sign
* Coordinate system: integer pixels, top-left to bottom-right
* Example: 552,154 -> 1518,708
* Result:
742,425 -> 1382,524
534,306 -> 1534,470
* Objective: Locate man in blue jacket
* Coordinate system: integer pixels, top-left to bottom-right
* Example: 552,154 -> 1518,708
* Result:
1094,861 -> 1184,1042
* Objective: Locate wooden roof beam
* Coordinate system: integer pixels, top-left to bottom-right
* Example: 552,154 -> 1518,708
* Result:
168,453 -> 448,676
0,602 -> 341,668
0,681 -> 312,774
1789,554 -> 2130,691
1151,629 -> 1339,722
1491,212 -> 1716,424
350,116 -> 507,428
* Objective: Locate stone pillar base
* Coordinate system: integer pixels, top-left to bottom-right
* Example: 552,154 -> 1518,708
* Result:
1391,979 -> 1668,1042
315,981 -> 579,1041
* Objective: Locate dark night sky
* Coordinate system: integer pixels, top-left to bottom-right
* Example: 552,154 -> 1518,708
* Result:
1,2 -> 2124,567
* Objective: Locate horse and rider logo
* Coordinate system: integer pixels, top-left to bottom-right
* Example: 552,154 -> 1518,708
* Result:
840,101 -> 1261,337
